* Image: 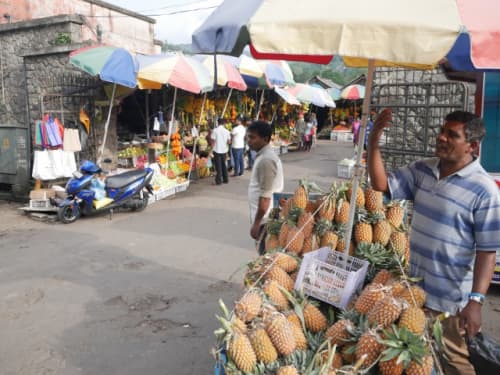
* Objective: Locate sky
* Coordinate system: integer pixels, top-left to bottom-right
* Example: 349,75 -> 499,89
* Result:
105,0 -> 222,44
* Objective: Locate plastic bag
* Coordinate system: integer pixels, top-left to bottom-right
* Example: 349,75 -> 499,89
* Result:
32,150 -> 56,180
467,332 -> 500,373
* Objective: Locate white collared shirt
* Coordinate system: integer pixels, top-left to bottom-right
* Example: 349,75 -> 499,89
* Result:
211,125 -> 231,153
231,124 -> 246,149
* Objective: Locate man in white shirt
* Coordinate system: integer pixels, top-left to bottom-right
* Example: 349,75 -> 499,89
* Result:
231,116 -> 247,176
247,121 -> 284,254
210,120 -> 231,185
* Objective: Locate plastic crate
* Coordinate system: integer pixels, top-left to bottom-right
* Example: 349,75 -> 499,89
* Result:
294,247 -> 369,309
175,181 -> 190,193
337,164 -> 354,179
29,199 -> 53,209
154,186 -> 176,201
280,145 -> 289,154
331,131 -> 353,142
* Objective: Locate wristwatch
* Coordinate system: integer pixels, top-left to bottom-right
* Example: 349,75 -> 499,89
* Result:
468,293 -> 485,305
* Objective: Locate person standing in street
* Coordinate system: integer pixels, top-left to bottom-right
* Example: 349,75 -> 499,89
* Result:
247,121 -> 284,254
231,115 -> 246,176
211,119 -> 231,185
368,109 -> 500,375
295,112 -> 306,150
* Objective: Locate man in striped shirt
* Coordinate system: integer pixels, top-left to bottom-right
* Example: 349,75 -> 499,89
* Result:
368,109 -> 499,375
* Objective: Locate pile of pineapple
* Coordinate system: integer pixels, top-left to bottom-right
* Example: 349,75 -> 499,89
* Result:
214,181 -> 440,375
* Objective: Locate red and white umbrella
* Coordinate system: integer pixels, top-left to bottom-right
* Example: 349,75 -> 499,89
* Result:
340,84 -> 365,100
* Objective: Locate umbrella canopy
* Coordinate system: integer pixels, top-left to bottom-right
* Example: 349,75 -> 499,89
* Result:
446,0 -> 500,71
327,87 -> 341,101
198,55 -> 247,91
136,53 -> 213,94
286,83 -> 336,108
274,87 -> 300,106
260,60 -> 295,87
340,84 -> 365,100
69,45 -> 138,88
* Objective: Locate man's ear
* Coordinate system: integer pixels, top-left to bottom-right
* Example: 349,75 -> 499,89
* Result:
469,140 -> 480,156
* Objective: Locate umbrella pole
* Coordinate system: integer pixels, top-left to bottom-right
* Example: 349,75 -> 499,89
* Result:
342,59 -> 375,255
97,83 -> 116,166
221,88 -> 233,118
255,89 -> 265,120
187,92 -> 207,181
145,90 -> 150,138
166,86 -> 178,169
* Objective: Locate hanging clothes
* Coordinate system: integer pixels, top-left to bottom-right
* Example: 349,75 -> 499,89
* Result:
63,128 -> 82,152
44,115 -> 63,147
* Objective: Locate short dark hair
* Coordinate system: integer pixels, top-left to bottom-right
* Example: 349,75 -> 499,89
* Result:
445,111 -> 485,143
247,121 -> 272,142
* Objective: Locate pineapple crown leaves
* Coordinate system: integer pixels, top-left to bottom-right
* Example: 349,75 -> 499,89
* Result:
368,210 -> 386,223
288,206 -> 304,224
306,331 -> 327,353
379,325 -> 429,368
431,318 -> 445,352
266,219 -> 284,235
354,207 -> 370,223
313,219 -> 332,236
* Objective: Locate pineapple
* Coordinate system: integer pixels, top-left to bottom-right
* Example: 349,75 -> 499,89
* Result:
232,316 -> 248,334
325,319 -> 353,346
281,198 -> 295,219
342,344 -> 356,364
321,231 -> 339,249
297,211 -> 314,238
265,266 -> 295,292
303,302 -> 328,333
367,296 -> 403,327
265,312 -> 297,356
286,224 -> 305,254
293,180 -> 308,209
379,326 -> 433,375
279,222 -> 290,248
354,283 -> 387,314
355,330 -> 383,368
390,230 -> 408,256
336,237 -> 355,255
262,280 -> 290,311
335,199 -> 350,225
386,201 -> 405,228
373,219 -> 393,246
406,355 -> 434,375
398,307 -> 426,335
318,193 -> 336,221
235,289 -> 263,323
320,350 -> 344,370
372,269 -> 394,285
290,271 -> 298,283
355,221 -> 373,244
227,331 -> 257,372
277,365 -> 299,375
305,200 -> 318,214
355,242 -> 402,282
290,320 -> 308,350
273,252 -> 299,273
285,311 -> 302,329
302,234 -> 319,254
248,324 -> 278,364
347,184 -> 365,208
365,187 -> 383,213
388,281 -> 406,297
400,285 -> 426,308
265,220 -> 282,251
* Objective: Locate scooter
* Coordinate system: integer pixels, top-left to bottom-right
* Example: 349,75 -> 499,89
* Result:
57,160 -> 154,224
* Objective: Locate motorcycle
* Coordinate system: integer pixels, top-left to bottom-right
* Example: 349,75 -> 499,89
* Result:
57,160 -> 154,224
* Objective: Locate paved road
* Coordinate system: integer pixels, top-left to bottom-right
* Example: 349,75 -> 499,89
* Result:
0,140 -> 498,375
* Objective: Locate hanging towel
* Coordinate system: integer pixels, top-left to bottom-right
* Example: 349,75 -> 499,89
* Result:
54,117 -> 65,141
63,128 -> 82,152
45,116 -> 63,147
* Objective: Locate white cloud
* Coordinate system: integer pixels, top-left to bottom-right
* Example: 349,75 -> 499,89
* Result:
105,0 -> 221,44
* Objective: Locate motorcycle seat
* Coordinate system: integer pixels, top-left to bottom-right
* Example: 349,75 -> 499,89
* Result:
106,169 -> 148,189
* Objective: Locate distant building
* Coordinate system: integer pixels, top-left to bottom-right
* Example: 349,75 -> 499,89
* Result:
308,75 -> 342,91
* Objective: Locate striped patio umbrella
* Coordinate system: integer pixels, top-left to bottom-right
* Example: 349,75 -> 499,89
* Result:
340,84 -> 365,100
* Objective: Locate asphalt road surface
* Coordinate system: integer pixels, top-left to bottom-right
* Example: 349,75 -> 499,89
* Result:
0,140 -> 498,375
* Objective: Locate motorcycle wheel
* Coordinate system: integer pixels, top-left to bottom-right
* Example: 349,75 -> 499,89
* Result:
58,204 -> 81,224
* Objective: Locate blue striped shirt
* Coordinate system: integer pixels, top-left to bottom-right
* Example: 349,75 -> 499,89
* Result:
388,157 -> 500,314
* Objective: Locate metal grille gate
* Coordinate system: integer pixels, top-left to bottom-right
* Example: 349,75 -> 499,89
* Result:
370,68 -> 472,169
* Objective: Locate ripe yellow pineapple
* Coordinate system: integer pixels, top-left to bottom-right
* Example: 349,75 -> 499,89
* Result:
335,200 -> 350,224
321,230 -> 339,249
285,311 -> 302,329
336,237 -> 355,255
390,230 -> 408,256
290,320 -> 308,350
265,266 -> 295,292
355,221 -> 373,244
305,200 -> 318,214
365,187 -> 383,213
372,269 -> 394,285
286,225 -> 305,254
265,220 -> 282,251
325,319 -> 353,347
302,234 -> 319,254
347,184 -> 365,208
386,202 -> 405,228
318,194 -> 336,221
273,252 -> 299,273
303,303 -> 328,333
277,365 -> 299,375
265,312 -> 297,356
406,355 -> 434,375
235,290 -> 263,323
279,222 -> 289,248
297,211 -> 315,237
262,280 -> 290,311
227,332 -> 257,373
379,356 -> 404,375
293,181 -> 308,209
248,325 -> 278,364
400,285 -> 426,308
398,307 -> 426,335
373,219 -> 392,246
388,281 -> 406,297
354,283 -> 387,314
367,296 -> 403,327
320,351 -> 343,370
355,330 -> 383,368
232,316 -> 248,334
